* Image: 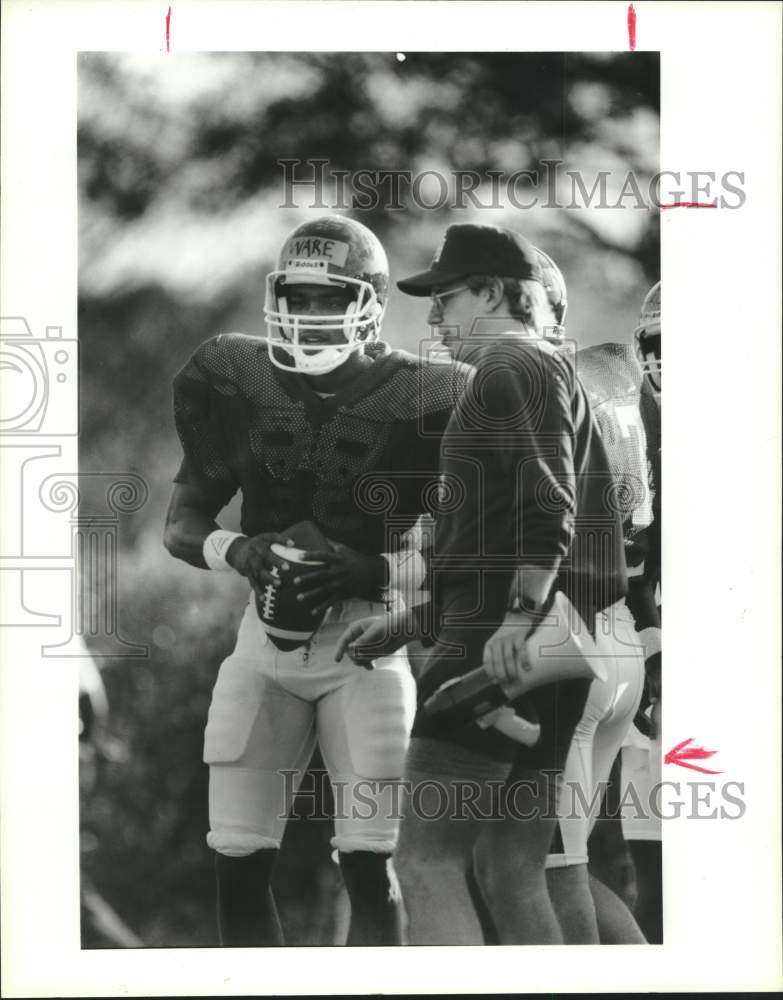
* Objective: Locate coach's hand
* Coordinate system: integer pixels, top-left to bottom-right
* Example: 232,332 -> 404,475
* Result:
482,626 -> 532,686
225,533 -> 294,591
481,612 -> 543,686
335,611 -> 409,668
294,543 -> 387,614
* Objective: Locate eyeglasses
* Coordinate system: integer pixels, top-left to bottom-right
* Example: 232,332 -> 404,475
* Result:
430,285 -> 469,313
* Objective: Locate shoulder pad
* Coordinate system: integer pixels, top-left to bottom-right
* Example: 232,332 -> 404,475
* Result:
575,342 -> 642,408
351,349 -> 471,420
182,333 -> 267,392
174,332 -> 296,407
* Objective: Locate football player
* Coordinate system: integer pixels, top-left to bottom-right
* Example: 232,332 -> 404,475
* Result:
337,223 -> 632,945
542,324 -> 654,944
618,280 -> 662,943
164,215 -> 468,946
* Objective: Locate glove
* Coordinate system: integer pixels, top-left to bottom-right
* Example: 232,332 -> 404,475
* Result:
293,542 -> 387,614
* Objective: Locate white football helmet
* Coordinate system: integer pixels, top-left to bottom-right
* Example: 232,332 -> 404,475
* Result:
633,281 -> 661,397
264,216 -> 389,375
533,245 -> 568,342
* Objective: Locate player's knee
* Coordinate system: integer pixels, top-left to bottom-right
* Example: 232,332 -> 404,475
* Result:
207,829 -> 281,857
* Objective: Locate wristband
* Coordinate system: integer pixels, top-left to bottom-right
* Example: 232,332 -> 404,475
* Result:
382,548 -> 427,605
203,530 -> 247,571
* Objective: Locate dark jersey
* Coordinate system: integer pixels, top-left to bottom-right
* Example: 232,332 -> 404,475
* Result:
428,337 -> 627,631
172,334 -> 469,555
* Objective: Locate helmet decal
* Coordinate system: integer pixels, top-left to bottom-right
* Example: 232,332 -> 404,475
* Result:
282,236 -> 351,280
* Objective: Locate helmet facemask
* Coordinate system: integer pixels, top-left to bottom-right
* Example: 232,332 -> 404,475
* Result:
533,246 -> 568,343
635,328 -> 661,396
263,216 -> 389,375
634,282 -> 661,398
264,271 -> 384,375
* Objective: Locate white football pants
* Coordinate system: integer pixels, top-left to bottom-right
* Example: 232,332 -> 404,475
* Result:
204,597 -> 417,857
547,601 -> 646,868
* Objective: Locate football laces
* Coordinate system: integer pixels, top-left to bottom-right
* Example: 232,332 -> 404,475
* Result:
261,566 -> 280,619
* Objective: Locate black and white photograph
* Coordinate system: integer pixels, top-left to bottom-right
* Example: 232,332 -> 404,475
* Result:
76,48 -> 662,949
1,1 -> 781,995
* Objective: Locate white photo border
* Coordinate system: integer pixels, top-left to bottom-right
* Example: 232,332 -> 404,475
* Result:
1,1 -> 781,995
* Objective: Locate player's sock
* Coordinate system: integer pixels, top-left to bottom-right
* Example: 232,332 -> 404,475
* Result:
214,849 -> 284,947
628,839 -> 662,943
338,850 -> 403,946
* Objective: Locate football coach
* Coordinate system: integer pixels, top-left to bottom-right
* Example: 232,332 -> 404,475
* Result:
336,223 -> 628,944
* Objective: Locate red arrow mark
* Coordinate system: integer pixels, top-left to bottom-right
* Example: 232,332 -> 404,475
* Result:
166,6 -> 171,53
659,202 -> 719,210
628,3 -> 637,51
665,737 -> 723,774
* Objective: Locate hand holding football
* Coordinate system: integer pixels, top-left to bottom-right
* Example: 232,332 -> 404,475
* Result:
291,542 -> 388,613
257,521 -> 330,651
224,530 -> 294,589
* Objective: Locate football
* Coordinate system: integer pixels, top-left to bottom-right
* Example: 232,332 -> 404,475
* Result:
257,520 -> 330,651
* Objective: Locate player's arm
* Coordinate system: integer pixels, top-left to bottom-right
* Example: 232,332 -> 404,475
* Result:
163,482 -> 226,568
168,338 -> 292,586
164,482 -> 292,587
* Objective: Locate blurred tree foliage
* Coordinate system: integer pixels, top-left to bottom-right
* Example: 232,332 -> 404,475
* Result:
78,51 -> 658,947
80,51 -> 659,271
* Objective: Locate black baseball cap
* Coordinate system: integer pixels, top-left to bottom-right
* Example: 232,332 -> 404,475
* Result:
397,223 -> 543,296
